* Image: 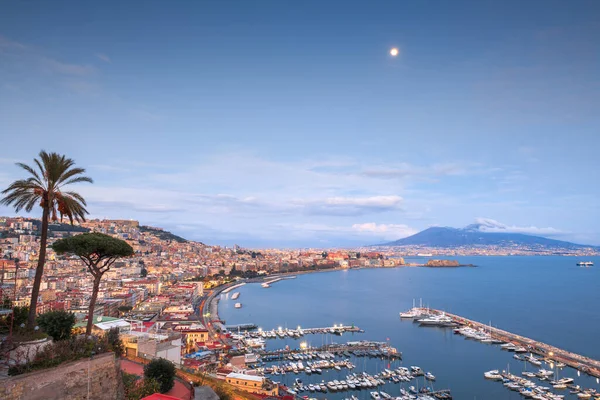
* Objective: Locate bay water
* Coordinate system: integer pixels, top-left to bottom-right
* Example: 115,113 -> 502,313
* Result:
219,256 -> 600,399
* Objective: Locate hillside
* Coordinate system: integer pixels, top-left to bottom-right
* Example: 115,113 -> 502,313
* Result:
380,226 -> 595,249
139,225 -> 188,243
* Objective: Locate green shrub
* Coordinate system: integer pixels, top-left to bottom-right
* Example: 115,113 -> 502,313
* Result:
8,334 -> 111,376
36,310 -> 76,341
144,358 -> 176,393
123,372 -> 161,400
106,327 -> 124,357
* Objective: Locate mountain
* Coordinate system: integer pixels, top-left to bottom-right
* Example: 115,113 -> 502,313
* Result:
380,225 -> 595,249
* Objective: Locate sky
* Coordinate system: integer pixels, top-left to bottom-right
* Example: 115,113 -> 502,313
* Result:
1,1 -> 599,248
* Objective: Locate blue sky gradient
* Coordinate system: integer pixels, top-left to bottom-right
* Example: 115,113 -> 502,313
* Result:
1,1 -> 599,247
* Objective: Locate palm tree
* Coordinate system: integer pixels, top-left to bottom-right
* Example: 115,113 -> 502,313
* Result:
1,151 -> 93,329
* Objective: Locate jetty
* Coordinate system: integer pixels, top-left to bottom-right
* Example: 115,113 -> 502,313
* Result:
420,308 -> 600,378
221,282 -> 246,293
244,324 -> 362,339
258,341 -> 402,360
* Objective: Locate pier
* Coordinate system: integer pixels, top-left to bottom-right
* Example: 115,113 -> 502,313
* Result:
243,324 -> 363,339
258,341 -> 402,360
421,308 -> 600,378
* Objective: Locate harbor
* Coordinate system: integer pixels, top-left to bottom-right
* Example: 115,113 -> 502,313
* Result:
214,260 -> 600,399
402,306 -> 600,399
402,307 -> 600,379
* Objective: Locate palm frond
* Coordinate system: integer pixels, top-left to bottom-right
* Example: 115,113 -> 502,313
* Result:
61,176 -> 94,186
58,193 -> 89,223
2,151 -> 92,217
16,162 -> 43,186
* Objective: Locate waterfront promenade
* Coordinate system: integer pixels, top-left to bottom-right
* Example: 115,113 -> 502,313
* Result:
424,308 -> 600,378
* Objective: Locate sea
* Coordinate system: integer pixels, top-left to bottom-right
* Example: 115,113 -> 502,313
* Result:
218,256 -> 600,399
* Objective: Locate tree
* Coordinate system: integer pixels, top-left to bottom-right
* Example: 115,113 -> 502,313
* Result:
52,233 -> 133,335
118,305 -> 133,314
144,358 -> 176,393
123,373 -> 161,400
1,151 -> 92,329
36,310 -> 75,340
106,327 -> 124,357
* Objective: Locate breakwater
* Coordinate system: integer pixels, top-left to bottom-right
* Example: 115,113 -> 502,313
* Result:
422,308 -> 600,378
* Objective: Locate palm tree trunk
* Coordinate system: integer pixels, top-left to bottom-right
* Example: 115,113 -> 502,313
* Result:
86,274 -> 102,336
27,204 -> 49,329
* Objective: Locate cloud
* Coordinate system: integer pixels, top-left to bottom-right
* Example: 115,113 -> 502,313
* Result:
297,196 -> 403,216
95,53 -> 111,63
473,218 -> 563,236
360,162 -> 474,180
42,58 -> 96,76
0,35 -> 27,50
351,223 -> 417,240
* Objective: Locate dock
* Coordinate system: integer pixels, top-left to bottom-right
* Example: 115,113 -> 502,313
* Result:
421,308 -> 600,378
225,323 -> 257,331
244,324 -> 363,339
258,341 -> 402,360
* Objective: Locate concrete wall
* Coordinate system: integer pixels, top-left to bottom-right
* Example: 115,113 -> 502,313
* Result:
0,352 -> 124,400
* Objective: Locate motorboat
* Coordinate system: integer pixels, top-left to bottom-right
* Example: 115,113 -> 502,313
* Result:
418,313 -> 454,326
484,370 -> 503,380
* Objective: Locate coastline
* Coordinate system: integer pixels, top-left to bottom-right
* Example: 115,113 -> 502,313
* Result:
203,263 -> 455,332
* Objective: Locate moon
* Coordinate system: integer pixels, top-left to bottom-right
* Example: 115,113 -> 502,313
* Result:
390,48 -> 399,57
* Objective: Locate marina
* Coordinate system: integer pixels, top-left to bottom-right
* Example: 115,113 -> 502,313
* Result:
401,307 -> 600,379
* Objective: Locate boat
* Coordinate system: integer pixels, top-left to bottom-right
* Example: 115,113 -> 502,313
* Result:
418,313 -> 454,326
231,292 -> 240,300
484,370 -> 503,380
370,392 -> 381,400
425,372 -> 436,381
379,391 -> 392,399
261,282 -> 270,288
527,354 -> 542,366
577,261 -> 594,267
400,309 -> 420,318
410,366 -> 423,376
234,302 -> 242,308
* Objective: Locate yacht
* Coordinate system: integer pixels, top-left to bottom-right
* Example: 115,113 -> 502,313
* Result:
418,313 -> 454,326
370,392 -> 381,400
379,391 -> 392,399
484,370 -> 503,380
425,372 -> 436,381
410,366 -> 423,375
231,292 -> 240,300
527,354 -> 542,366
577,261 -> 594,267
234,302 -> 242,308
400,309 -> 420,318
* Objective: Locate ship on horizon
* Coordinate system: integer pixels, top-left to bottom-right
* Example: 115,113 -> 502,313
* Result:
577,261 -> 594,267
